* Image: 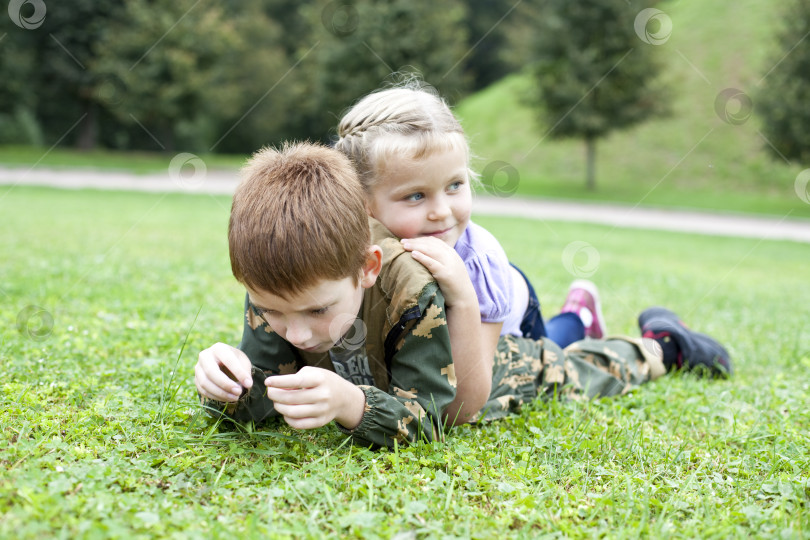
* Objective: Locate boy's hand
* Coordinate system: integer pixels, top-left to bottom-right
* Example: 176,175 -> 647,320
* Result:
195,343 -> 254,402
401,236 -> 475,308
265,366 -> 366,430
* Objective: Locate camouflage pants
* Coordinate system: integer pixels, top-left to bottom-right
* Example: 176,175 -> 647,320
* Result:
474,335 -> 665,423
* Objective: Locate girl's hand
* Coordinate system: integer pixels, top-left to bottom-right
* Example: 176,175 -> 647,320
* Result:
265,366 -> 366,430
402,236 -> 492,425
401,237 -> 475,308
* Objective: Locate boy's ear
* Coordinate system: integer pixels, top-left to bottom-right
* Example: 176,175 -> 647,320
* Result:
360,245 -> 383,289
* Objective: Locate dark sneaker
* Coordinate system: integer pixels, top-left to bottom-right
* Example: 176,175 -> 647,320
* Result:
561,279 -> 606,338
638,307 -> 732,377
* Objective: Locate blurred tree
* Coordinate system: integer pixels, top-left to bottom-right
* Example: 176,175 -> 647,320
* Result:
0,12 -> 40,144
502,1 -> 547,74
757,0 -> 810,164
0,1 -> 123,148
92,0 -> 268,152
289,0 -> 470,142
41,1 -> 123,149
0,0 -> 491,152
258,0 -> 318,57
528,0 -> 669,190
203,2 -> 296,153
461,0 -> 520,90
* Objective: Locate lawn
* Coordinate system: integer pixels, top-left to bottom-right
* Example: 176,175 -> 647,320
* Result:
1,186 -> 808,538
0,145 -> 247,175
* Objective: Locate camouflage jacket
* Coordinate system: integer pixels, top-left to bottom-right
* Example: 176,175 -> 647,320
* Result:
203,218 -> 457,448
203,220 -> 659,447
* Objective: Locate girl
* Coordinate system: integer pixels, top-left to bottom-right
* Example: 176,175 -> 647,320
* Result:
335,83 -> 605,424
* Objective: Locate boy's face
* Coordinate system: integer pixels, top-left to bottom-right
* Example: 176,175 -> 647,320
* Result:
246,248 -> 382,354
248,277 -> 365,354
367,147 -> 472,248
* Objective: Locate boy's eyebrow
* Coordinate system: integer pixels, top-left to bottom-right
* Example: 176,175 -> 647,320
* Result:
248,298 -> 268,311
300,299 -> 336,311
247,295 -> 274,311
249,296 -> 337,312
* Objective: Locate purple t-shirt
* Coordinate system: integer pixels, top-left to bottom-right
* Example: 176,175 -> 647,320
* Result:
454,221 -> 523,336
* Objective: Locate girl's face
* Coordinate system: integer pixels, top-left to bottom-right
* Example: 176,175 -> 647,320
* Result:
366,147 -> 472,247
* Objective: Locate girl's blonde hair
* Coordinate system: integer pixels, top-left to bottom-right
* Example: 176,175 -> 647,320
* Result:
335,81 -> 475,192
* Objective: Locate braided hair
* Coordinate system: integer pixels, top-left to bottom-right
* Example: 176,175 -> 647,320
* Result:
335,81 -> 473,192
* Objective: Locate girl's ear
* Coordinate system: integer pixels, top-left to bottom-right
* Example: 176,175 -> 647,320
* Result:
360,245 -> 383,289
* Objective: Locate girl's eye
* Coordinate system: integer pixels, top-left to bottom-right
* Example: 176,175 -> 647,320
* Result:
448,181 -> 463,192
311,306 -> 329,315
404,192 -> 424,202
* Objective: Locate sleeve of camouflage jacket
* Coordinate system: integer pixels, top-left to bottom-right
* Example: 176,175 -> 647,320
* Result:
337,285 -> 457,448
199,294 -> 299,424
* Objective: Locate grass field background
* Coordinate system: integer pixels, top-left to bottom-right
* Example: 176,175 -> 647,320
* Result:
3,0 -> 808,536
0,145 -> 247,176
1,187 -> 808,538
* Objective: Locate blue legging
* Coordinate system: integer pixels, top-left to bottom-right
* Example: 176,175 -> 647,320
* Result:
512,264 -> 585,348
544,312 -> 585,348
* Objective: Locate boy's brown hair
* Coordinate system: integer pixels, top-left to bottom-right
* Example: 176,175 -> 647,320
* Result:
229,142 -> 370,298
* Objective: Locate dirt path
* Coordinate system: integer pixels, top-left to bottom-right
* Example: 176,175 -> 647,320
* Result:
3,165 -> 810,244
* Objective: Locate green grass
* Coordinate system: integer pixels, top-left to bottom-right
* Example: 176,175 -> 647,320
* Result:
456,0 -> 810,219
2,186 -> 809,538
0,145 -> 247,174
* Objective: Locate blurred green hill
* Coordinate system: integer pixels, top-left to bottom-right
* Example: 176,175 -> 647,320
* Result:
456,0 -> 809,218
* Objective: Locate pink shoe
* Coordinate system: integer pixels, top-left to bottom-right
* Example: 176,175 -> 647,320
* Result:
560,280 -> 606,339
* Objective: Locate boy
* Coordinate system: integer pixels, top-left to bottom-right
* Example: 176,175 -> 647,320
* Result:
194,142 -> 731,448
